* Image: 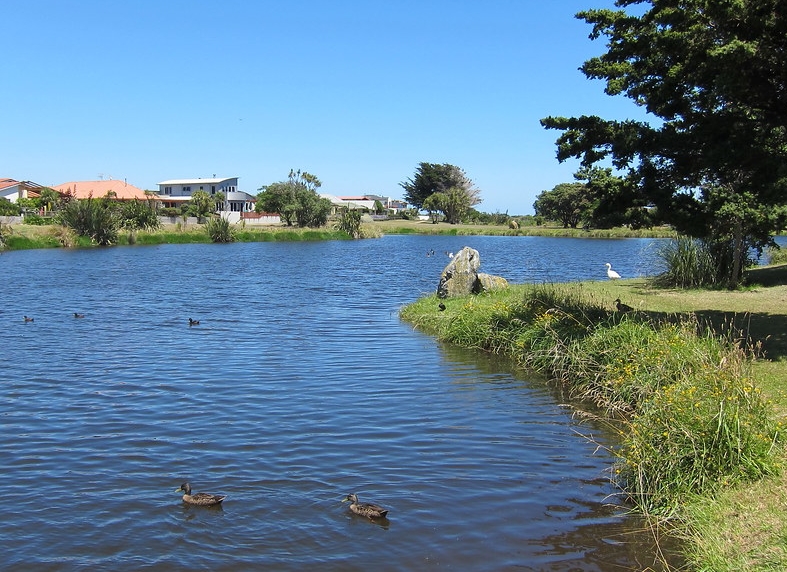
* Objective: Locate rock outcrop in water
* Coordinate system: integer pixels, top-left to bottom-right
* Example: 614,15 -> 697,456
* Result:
436,246 -> 509,298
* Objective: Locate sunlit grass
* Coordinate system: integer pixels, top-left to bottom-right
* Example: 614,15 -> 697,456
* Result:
400,283 -> 783,518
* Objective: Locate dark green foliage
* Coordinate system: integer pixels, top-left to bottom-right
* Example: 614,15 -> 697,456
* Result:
159,206 -> 183,217
400,162 -> 482,215
57,196 -> 120,245
0,222 -> 9,249
541,0 -> 787,286
533,182 -> 590,228
204,216 -> 235,243
187,190 -> 218,220
0,198 -> 21,216
336,209 -> 362,238
651,236 -> 718,288
256,169 -> 331,227
119,199 -> 161,231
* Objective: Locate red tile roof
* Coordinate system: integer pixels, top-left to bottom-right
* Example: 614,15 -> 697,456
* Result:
53,180 -> 152,200
0,178 -> 20,191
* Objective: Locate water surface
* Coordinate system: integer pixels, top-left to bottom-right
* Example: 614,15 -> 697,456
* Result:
0,235 -> 677,570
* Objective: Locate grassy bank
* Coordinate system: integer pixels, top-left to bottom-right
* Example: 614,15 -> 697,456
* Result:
375,218 -> 677,238
1,219 -> 674,250
400,269 -> 787,570
0,222 -> 355,249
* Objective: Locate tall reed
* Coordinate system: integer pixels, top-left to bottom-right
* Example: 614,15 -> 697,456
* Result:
651,236 -> 719,288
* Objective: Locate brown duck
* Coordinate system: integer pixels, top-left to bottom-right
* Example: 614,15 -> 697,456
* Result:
177,482 -> 226,506
342,493 -> 389,519
614,298 -> 634,312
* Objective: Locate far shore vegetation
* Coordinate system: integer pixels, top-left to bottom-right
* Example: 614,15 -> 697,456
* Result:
0,215 -> 679,252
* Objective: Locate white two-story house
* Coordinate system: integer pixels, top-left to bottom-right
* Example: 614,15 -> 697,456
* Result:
157,177 -> 258,222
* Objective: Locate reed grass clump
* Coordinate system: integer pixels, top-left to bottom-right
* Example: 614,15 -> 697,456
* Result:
766,244 -> 787,265
205,216 -> 235,243
400,284 -> 782,516
651,236 -> 719,288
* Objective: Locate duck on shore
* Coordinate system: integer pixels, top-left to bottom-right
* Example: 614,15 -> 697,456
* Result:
614,298 -> 634,312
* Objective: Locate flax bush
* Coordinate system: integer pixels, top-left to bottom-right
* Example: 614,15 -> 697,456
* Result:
57,196 -> 120,245
204,216 -> 235,243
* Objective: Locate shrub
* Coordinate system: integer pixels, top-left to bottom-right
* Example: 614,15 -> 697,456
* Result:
651,236 -> 719,288
22,214 -> 53,225
57,196 -> 120,245
0,222 -> 10,249
336,209 -> 362,238
0,198 -> 21,216
766,244 -> 787,265
205,216 -> 235,243
120,199 -> 161,231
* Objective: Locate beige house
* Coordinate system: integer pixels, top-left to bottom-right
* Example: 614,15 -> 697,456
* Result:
0,178 -> 47,202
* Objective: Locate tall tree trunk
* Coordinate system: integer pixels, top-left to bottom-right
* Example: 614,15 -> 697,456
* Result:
730,220 -> 743,289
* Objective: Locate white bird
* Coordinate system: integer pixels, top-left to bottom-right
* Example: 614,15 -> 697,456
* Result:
605,263 -> 621,280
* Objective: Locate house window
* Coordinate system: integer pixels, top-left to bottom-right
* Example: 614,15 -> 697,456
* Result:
164,186 -> 172,195
211,186 -> 216,194
183,186 -> 191,193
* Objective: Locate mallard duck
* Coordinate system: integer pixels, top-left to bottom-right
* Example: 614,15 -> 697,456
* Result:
614,298 -> 633,312
23,315 -> 34,322
74,312 -> 85,318
342,493 -> 389,519
177,482 -> 226,506
188,318 -> 200,326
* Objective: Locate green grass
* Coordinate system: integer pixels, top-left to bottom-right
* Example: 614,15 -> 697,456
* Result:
2,223 -> 355,249
401,272 -> 787,569
376,218 -> 677,238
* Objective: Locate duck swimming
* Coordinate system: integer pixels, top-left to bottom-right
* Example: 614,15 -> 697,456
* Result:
177,482 -> 226,506
188,318 -> 200,326
342,493 -> 389,519
23,315 -> 34,322
74,313 -> 85,318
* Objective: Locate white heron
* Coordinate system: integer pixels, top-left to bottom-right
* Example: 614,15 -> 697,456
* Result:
605,263 -> 621,280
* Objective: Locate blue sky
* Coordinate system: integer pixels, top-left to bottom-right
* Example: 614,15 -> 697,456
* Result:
3,0 -> 644,215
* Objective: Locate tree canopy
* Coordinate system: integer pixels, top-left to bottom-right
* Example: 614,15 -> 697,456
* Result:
541,0 -> 787,286
533,182 -> 589,228
256,169 -> 331,227
400,162 -> 482,223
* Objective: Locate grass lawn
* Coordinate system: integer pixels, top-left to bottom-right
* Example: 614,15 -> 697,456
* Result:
374,218 -> 677,238
600,266 -> 787,570
409,264 -> 787,570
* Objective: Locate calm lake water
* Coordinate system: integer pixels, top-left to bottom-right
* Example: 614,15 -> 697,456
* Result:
1,235 -> 681,571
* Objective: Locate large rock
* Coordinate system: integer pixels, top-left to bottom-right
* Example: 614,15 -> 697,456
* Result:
477,272 -> 509,293
436,246 -> 508,298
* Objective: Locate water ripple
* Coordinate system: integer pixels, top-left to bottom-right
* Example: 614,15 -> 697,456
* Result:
0,237 -> 678,570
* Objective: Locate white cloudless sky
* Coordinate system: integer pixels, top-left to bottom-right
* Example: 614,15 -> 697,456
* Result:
2,0 -> 646,215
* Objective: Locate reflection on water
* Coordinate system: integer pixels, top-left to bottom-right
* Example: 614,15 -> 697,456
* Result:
0,236 -> 681,570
